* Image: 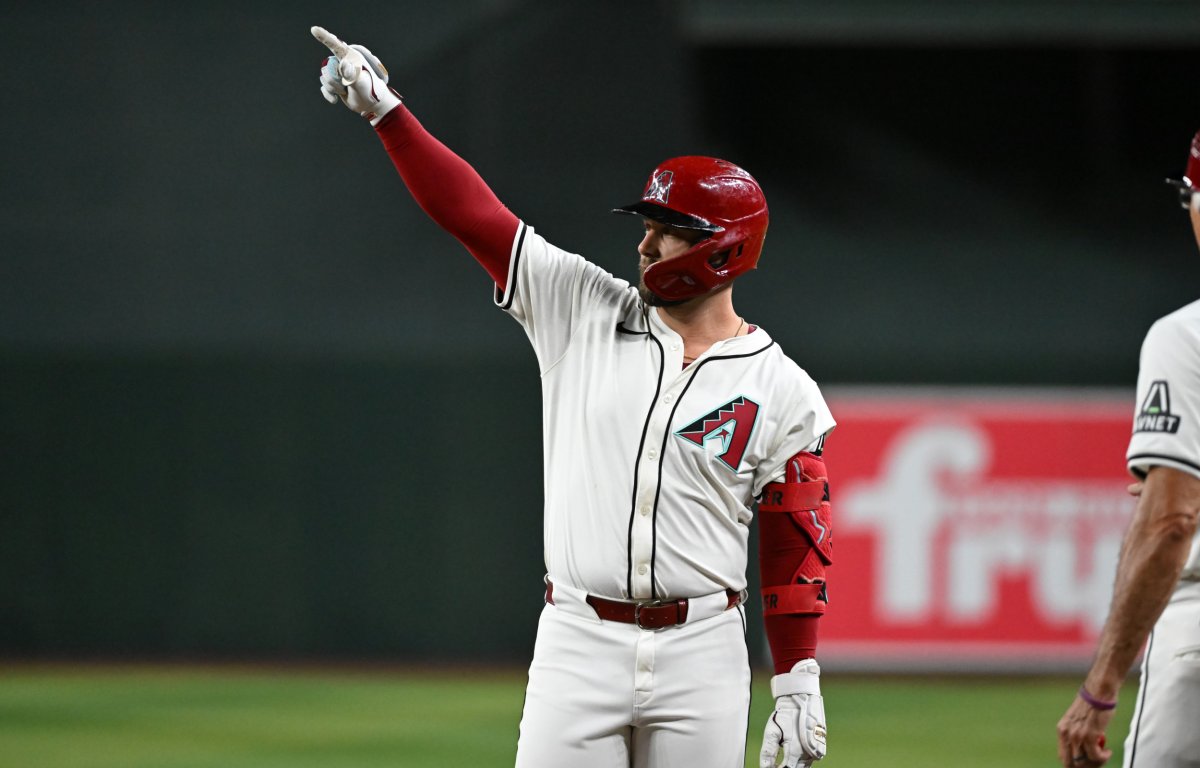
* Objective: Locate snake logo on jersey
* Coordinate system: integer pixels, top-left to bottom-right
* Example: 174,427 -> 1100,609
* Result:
1135,380 -> 1182,434
675,396 -> 760,470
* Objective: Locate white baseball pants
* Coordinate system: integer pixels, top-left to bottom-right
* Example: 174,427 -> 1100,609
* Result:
515,582 -> 752,768
1122,579 -> 1200,767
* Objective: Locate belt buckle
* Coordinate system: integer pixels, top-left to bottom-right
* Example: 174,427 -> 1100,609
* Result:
633,599 -> 671,630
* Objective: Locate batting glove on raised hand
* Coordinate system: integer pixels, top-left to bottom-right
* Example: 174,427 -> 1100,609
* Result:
311,26 -> 401,125
760,659 -> 827,768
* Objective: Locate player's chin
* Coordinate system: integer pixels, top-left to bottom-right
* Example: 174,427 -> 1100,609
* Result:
639,283 -> 683,307
638,282 -> 660,305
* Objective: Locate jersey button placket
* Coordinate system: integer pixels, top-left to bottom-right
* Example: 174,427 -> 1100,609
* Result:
632,400 -> 672,598
630,475 -> 655,597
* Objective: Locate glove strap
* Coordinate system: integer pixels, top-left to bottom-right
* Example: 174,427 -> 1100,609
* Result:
771,661 -> 821,698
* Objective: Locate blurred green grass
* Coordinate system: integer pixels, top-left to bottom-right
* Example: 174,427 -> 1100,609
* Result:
0,665 -> 1137,767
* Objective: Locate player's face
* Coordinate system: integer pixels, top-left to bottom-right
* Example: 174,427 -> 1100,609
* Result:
1190,195 -> 1200,251
637,219 -> 707,305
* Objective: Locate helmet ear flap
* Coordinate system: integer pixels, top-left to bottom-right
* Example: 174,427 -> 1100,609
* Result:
1168,130 -> 1200,210
706,243 -> 748,270
707,249 -> 731,269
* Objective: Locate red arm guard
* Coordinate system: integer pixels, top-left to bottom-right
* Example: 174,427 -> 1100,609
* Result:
374,106 -> 520,290
758,450 -> 832,675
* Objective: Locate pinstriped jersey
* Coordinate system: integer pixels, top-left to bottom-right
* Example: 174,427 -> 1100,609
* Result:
495,224 -> 836,601
1127,297 -> 1200,578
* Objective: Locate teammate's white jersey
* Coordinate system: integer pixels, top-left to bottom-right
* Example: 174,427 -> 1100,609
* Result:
1127,297 -> 1200,579
496,224 -> 835,601
1121,297 -> 1200,768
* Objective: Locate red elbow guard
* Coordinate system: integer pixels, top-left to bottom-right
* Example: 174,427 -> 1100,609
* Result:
758,450 -> 833,673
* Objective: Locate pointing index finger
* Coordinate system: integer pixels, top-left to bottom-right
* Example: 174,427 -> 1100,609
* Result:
311,26 -> 349,58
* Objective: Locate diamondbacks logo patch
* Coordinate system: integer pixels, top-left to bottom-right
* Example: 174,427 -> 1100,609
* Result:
643,170 -> 674,204
675,396 -> 760,470
1134,380 -> 1181,434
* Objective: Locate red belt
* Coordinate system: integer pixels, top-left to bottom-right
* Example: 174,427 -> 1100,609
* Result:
545,580 -> 741,630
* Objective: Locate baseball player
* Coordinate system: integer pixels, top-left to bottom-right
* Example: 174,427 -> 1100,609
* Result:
312,26 -> 836,768
1056,130 -> 1200,767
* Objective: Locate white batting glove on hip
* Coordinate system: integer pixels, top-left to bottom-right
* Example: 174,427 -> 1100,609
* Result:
311,26 -> 401,125
760,659 -> 827,768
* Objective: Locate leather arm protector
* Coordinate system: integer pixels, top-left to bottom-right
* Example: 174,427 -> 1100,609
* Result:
758,450 -> 832,674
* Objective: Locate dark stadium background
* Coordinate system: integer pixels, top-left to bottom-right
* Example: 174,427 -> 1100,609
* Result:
3,0 -> 1198,670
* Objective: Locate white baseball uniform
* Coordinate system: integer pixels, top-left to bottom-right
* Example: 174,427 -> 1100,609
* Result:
499,224 -> 835,767
308,24 -> 834,767
1123,297 -> 1200,767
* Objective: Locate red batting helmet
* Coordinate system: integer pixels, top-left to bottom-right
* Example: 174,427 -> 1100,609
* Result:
1166,129 -> 1200,210
613,156 -> 769,302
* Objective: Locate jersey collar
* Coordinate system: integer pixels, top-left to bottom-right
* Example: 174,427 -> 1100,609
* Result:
645,305 -> 773,359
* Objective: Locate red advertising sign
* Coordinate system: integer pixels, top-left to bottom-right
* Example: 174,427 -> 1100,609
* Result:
818,388 -> 1135,671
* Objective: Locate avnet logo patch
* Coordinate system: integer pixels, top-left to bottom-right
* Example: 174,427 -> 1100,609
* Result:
1134,380 -> 1181,434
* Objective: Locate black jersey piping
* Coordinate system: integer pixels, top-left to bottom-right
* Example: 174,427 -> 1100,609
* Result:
1126,452 -> 1200,474
1127,628 -> 1153,767
626,307 -> 666,598
616,319 -> 648,336
495,223 -> 527,311
646,340 -> 778,598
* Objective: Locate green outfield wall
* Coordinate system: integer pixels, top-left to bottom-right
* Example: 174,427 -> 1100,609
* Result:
1,354 -> 553,661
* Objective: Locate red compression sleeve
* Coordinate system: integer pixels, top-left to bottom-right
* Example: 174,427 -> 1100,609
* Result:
761,546 -> 822,673
374,106 -> 520,290
765,612 -> 820,675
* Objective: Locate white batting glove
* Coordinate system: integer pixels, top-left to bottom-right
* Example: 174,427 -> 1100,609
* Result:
311,26 -> 401,125
760,659 -> 827,768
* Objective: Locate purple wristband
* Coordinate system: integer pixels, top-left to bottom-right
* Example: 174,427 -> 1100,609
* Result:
1078,685 -> 1118,711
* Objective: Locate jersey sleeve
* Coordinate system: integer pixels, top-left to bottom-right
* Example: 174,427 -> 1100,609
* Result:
1127,309 -> 1200,481
753,372 -> 837,497
494,223 -> 634,373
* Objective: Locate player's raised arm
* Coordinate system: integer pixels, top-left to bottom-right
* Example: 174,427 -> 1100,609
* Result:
311,26 -> 519,289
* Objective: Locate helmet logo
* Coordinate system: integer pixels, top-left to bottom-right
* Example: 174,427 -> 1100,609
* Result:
643,170 -> 674,204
